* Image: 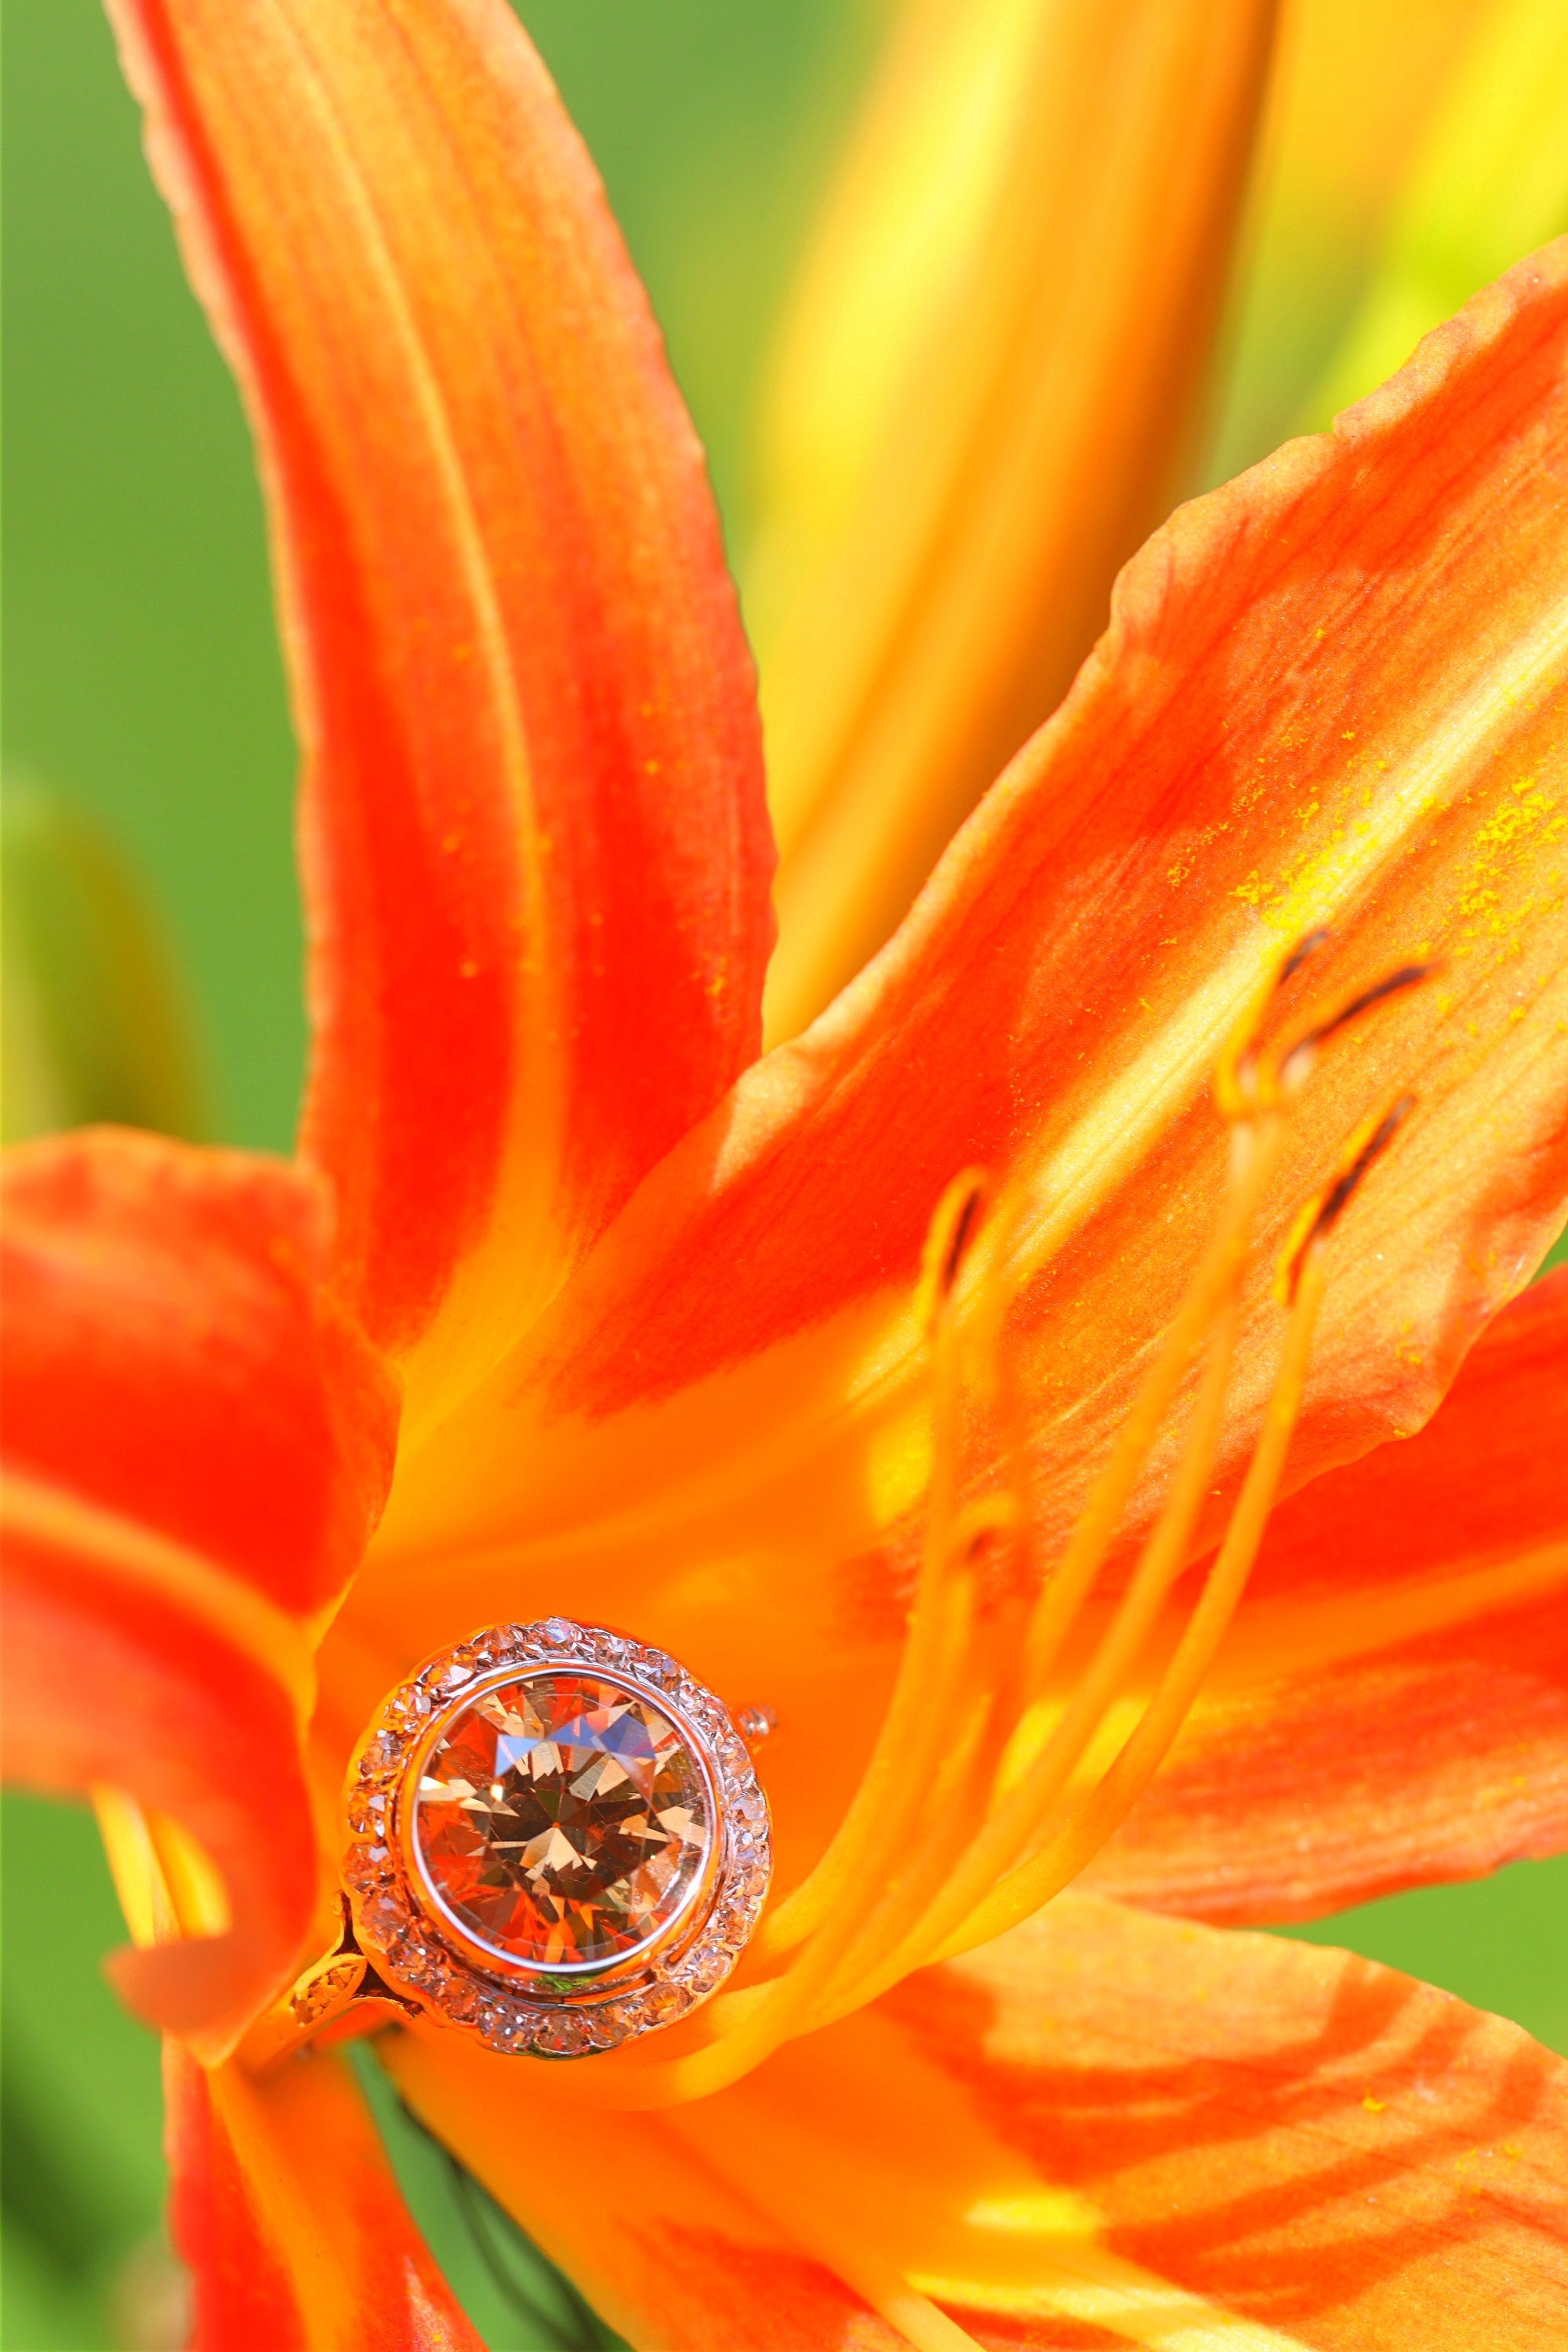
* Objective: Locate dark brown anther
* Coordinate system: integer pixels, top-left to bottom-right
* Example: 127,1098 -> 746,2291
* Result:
1279,927 -> 1332,983
1278,1094 -> 1417,1305
1301,963 -> 1432,1051
1311,1094 -> 1415,1242
941,1181 -> 987,1298
1276,959 -> 1436,1096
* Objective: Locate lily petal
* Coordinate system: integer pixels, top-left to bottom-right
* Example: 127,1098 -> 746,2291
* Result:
390,2034 -> 885,2352
750,0 -> 1278,1041
107,0 -> 774,1432
165,2042 -> 481,2350
357,245 -> 1568,1782
0,1130 -> 397,2053
1087,1266 -> 1568,1922
390,1893 -> 1568,2348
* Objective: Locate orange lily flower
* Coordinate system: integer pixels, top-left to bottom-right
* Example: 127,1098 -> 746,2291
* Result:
5,3 -> 1568,2349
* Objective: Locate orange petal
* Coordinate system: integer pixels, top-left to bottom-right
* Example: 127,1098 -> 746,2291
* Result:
0,1129 -> 397,2053
107,0 -> 773,1432
387,2029 -> 889,2352
750,0 -> 1278,1041
354,245 -> 1568,1808
166,2041 -> 481,2351
390,1893 -> 1568,2348
1087,1266 -> 1568,1923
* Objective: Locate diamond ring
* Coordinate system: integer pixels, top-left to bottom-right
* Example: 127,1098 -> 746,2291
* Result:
250,1618 -> 773,2064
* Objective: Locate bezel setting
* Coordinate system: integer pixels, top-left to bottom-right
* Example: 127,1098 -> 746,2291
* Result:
341,1618 -> 772,2058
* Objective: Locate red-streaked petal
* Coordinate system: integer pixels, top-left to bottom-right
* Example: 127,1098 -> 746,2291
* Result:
166,2042 -> 481,2352
390,1894 -> 1568,2348
388,2030 -> 887,2352
347,250 -> 1568,1872
0,1129 -> 397,2051
107,0 -> 773,1427
1087,1267 -> 1568,1923
1,1131 -> 394,1617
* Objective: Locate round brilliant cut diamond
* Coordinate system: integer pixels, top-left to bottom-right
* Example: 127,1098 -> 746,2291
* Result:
410,1670 -> 714,1970
341,1621 -> 771,2057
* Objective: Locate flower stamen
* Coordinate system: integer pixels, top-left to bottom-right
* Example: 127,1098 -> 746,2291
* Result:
599,1178 -> 992,2103
846,1284 -> 1244,2009
1018,1120 -> 1276,1700
590,945 -> 1428,2109
1275,1094 -> 1417,1306
892,1069 -> 1414,1976
932,1227 -> 1333,1964
759,1170 -> 990,1961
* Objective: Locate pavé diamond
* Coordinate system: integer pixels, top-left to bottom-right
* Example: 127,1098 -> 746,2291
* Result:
410,1670 -> 713,1971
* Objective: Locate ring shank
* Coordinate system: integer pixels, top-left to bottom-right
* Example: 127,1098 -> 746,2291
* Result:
241,1896 -> 419,2070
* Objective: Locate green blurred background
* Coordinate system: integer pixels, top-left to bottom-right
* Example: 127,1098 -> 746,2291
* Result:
4,2 -> 1566,2346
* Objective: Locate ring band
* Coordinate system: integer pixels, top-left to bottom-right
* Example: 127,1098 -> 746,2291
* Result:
252,1618 -> 773,2065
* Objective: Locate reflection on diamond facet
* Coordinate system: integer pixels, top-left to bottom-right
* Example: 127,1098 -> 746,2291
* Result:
411,1671 -> 713,1968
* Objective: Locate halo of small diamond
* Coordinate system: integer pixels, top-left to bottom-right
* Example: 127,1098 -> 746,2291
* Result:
341,1620 -> 772,2058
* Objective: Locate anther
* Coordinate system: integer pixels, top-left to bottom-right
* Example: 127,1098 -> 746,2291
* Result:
1214,928 -> 1334,1116
916,1165 -> 991,1333
943,1188 -> 985,1291
952,1493 -> 1018,1560
1220,939 -> 1434,1117
1275,1094 -> 1416,1305
1276,962 -> 1435,1093
1279,926 -> 1332,982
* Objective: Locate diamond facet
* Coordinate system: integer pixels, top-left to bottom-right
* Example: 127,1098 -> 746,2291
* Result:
409,1670 -> 714,1971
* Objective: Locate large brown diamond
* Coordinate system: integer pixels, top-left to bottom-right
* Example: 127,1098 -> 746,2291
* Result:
410,1671 -> 713,1969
